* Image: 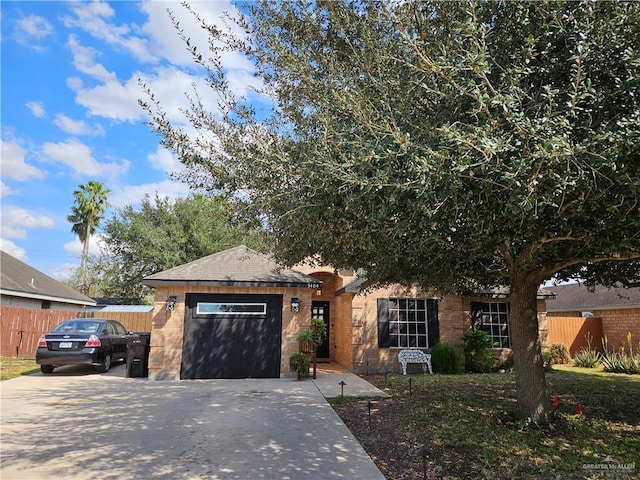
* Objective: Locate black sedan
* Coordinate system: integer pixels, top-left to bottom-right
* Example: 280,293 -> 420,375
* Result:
36,319 -> 129,374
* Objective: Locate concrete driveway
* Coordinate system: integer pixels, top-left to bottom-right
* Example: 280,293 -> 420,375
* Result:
0,363 -> 386,480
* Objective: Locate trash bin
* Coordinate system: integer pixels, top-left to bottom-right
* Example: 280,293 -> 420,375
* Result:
126,332 -> 151,378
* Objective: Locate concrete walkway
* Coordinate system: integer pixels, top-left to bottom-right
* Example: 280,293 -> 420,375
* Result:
0,363 -> 387,480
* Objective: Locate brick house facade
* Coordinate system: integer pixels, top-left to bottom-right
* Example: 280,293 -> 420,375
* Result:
144,245 -> 550,379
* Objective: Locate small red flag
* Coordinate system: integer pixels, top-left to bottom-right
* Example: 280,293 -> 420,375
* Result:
552,396 -> 559,407
576,403 -> 583,416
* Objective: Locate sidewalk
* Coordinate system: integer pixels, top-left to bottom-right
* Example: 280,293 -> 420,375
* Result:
310,365 -> 390,399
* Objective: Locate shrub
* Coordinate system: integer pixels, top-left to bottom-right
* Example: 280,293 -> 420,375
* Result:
601,333 -> 639,375
430,342 -> 463,374
550,343 -> 571,364
289,352 -> 310,379
573,349 -> 601,368
463,330 -> 496,373
542,351 -> 554,371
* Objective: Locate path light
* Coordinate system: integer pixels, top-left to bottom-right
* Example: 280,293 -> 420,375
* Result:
409,377 -> 413,395
367,400 -> 372,427
384,368 -> 388,386
339,380 -> 346,399
414,446 -> 428,480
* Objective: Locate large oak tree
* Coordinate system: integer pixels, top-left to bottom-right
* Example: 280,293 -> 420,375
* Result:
143,1 -> 640,423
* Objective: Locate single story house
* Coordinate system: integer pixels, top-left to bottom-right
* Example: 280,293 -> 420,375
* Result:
543,282 -> 640,352
0,250 -> 95,310
143,245 -> 550,380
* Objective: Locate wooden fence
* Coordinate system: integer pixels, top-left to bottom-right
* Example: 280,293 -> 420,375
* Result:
547,315 -> 604,356
0,306 -> 153,359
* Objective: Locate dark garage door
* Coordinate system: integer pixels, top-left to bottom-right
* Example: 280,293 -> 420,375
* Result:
181,293 -> 283,379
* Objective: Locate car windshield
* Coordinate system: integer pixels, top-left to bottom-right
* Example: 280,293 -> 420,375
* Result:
52,321 -> 102,334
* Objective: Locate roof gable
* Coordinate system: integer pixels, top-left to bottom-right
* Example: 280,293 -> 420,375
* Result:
0,251 -> 96,306
143,245 -> 322,288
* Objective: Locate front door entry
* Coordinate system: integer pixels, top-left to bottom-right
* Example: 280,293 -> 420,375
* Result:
311,301 -> 330,361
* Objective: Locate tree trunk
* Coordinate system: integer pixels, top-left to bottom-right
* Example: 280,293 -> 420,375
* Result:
81,217 -> 92,295
509,270 -> 548,424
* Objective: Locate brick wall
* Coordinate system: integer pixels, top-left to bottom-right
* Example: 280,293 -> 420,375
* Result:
147,285 -> 314,380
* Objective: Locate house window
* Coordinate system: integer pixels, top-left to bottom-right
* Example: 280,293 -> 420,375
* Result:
377,298 -> 439,348
196,302 -> 267,315
471,302 -> 510,348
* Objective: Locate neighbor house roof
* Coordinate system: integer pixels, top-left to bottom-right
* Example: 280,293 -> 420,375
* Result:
0,250 -> 96,307
143,245 -> 323,289
543,282 -> 640,312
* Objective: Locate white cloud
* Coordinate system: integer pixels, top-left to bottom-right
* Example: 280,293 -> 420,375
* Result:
26,101 -> 46,118
49,262 -> 79,282
63,234 -> 106,259
71,74 -> 149,122
0,140 -> 47,181
147,145 -> 181,173
109,179 -> 191,209
0,239 -> 27,261
41,138 -> 129,179
1,181 -> 16,198
0,205 -> 55,239
15,15 -> 53,50
54,114 -> 106,137
64,1 -> 156,63
67,35 -> 117,83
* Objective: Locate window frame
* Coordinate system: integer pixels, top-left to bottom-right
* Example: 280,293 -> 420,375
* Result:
377,297 -> 439,349
471,301 -> 511,348
195,302 -> 268,316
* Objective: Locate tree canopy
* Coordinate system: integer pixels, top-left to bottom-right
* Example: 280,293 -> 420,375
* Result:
96,194 -> 267,303
143,0 -> 640,422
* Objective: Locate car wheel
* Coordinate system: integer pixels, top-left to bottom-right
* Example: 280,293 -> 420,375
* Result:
98,353 -> 111,373
40,365 -> 54,374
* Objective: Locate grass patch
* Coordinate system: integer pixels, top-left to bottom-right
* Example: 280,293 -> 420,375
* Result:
330,367 -> 639,480
0,357 -> 39,381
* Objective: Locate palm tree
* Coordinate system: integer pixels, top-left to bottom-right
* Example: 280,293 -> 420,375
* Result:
67,181 -> 111,293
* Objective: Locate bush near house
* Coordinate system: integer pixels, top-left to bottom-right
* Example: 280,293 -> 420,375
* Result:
429,341 -> 463,374
550,343 -> 571,364
463,330 -> 496,373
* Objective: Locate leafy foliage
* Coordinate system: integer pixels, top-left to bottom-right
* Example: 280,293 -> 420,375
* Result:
601,333 -> 640,374
430,342 -> 463,374
463,330 -> 496,373
143,0 -> 640,421
550,343 -> 571,365
572,349 -> 601,369
97,194 -> 267,302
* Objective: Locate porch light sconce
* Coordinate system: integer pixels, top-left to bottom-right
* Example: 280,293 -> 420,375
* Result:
291,297 -> 300,313
315,289 -> 322,296
165,295 -> 177,312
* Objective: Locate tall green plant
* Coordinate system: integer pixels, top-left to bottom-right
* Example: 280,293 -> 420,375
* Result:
67,180 -> 110,294
463,330 -> 496,373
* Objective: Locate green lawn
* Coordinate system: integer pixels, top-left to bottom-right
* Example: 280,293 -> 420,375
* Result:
331,367 -> 640,480
0,357 -> 39,381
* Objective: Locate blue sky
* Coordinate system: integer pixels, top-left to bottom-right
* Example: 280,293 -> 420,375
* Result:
2,1 -> 258,280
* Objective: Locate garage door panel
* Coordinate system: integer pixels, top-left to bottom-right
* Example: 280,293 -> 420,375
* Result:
181,294 -> 282,379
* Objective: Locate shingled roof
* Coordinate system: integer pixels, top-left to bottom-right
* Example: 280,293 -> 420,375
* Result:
0,250 -> 96,306
143,245 -> 322,289
543,282 -> 640,312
